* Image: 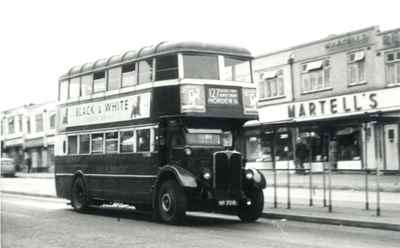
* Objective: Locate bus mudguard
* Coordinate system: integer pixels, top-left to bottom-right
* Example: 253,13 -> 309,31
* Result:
248,168 -> 267,189
157,165 -> 198,188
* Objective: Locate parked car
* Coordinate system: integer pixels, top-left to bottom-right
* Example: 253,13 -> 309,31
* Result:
1,158 -> 16,177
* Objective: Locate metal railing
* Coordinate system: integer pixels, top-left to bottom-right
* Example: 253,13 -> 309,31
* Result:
260,166 -> 400,217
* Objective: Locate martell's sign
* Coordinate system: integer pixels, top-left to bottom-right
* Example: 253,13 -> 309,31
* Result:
258,87 -> 400,124
59,92 -> 151,128
288,93 -> 377,119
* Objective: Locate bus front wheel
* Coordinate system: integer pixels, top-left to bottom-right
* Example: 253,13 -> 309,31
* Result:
71,177 -> 89,212
157,180 -> 187,224
238,188 -> 264,222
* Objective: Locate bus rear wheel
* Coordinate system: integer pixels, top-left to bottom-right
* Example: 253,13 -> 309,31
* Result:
238,188 -> 264,222
71,177 -> 89,212
158,180 -> 187,224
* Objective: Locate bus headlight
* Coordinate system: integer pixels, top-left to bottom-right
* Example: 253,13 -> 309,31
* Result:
184,147 -> 192,156
245,169 -> 254,180
203,171 -> 211,180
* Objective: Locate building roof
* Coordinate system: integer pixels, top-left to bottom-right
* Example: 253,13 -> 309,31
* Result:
60,41 -> 252,80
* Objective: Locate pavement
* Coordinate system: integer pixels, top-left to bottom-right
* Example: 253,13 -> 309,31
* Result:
1,172 -> 400,231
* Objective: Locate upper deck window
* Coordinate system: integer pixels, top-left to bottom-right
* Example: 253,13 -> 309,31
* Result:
69,77 -> 81,98
138,59 -> 153,84
108,67 -> 122,91
81,74 -> 93,97
155,54 -> 178,81
183,54 -> 219,80
59,80 -> 69,101
93,71 -> 106,93
223,57 -> 251,82
122,62 -> 137,87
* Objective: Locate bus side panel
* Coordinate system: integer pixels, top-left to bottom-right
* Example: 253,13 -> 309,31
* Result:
55,155 -> 104,200
55,175 -> 73,199
116,153 -> 159,204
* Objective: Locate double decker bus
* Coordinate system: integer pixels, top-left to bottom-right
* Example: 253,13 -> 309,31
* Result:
55,41 -> 266,224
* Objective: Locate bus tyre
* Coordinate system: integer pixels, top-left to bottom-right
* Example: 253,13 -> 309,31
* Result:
158,180 -> 187,224
71,177 -> 89,212
238,188 -> 264,222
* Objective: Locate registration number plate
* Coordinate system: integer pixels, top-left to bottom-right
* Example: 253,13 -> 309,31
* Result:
218,200 -> 238,206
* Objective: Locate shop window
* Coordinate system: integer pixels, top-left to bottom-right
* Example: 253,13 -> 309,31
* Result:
298,129 -> 327,162
120,130 -> 134,153
183,54 -> 219,80
27,118 -> 31,133
223,56 -> 251,82
81,75 -> 93,96
106,132 -> 118,153
301,59 -> 330,93
336,127 -> 361,161
18,115 -> 23,132
8,117 -> 15,134
79,134 -> 90,154
137,129 -> 150,152
121,63 -> 137,87
258,69 -> 284,99
155,54 -> 178,81
69,77 -> 80,98
49,114 -> 56,129
275,129 -> 291,161
68,136 -> 78,154
91,133 -> 104,153
108,67 -> 121,91
246,133 -> 272,162
385,50 -> 400,85
138,59 -> 153,84
59,80 -> 69,100
35,114 -> 43,132
348,51 -> 366,85
93,71 -> 106,93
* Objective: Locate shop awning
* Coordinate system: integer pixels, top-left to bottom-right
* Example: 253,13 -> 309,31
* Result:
305,60 -> 323,71
336,127 -> 358,136
353,51 -> 365,62
261,70 -> 279,79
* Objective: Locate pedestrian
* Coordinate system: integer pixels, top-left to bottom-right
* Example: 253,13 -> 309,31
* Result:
26,155 -> 32,173
295,137 -> 309,174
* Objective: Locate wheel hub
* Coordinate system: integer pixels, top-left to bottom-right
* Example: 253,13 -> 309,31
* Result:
161,193 -> 172,212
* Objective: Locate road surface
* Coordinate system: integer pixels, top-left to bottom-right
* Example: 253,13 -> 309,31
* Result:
1,193 -> 400,248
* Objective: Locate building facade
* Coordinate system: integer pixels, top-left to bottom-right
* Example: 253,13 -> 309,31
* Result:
1,102 -> 56,172
247,26 -> 400,172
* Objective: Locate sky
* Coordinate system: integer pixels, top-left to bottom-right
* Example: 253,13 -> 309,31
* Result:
0,0 -> 398,111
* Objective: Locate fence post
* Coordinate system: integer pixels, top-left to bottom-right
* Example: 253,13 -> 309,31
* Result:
376,124 -> 382,217
273,128 -> 278,209
323,162 -> 327,207
309,137 -> 313,207
363,122 -> 369,210
289,127 -> 297,209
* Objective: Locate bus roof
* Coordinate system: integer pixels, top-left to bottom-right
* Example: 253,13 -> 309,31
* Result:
60,41 -> 252,80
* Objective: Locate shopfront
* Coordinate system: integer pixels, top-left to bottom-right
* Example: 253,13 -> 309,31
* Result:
246,87 -> 400,172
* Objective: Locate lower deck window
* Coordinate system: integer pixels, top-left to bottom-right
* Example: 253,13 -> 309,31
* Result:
106,132 -> 118,153
120,131 -> 134,153
91,133 -> 104,153
79,134 -> 90,154
137,129 -> 150,152
68,136 -> 78,154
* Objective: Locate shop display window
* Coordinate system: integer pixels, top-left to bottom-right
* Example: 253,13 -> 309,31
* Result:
336,127 -> 361,160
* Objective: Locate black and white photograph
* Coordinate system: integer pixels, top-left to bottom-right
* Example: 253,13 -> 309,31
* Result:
1,0 -> 400,247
